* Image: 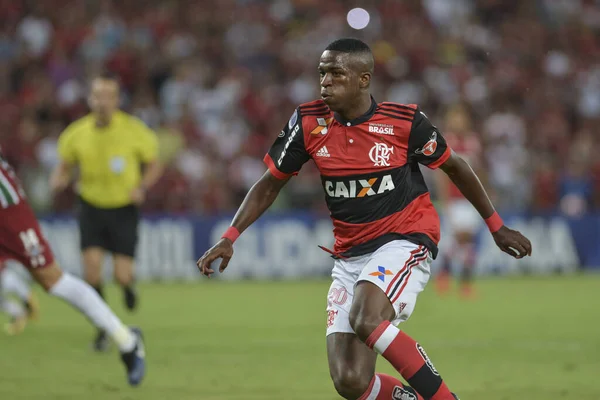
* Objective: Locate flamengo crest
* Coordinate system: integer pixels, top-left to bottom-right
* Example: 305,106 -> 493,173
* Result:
369,143 -> 394,167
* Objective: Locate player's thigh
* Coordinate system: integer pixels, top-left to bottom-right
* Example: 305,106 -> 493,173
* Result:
357,240 -> 432,325
107,205 -> 139,259
326,259 -> 377,394
327,332 -> 377,391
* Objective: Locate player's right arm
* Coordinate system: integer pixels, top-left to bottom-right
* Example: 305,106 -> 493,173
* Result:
196,108 -> 310,277
50,123 -> 78,193
196,171 -> 290,276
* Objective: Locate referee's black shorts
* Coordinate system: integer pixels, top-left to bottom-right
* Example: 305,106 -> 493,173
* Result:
77,197 -> 139,258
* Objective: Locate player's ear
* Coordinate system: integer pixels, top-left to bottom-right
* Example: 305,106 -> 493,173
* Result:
359,72 -> 371,89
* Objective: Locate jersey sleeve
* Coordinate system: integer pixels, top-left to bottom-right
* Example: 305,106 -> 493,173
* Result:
132,118 -> 159,163
263,108 -> 310,179
407,107 -> 451,169
57,124 -> 78,164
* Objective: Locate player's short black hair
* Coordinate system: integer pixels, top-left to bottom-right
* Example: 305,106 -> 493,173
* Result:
325,38 -> 372,55
325,38 -> 374,75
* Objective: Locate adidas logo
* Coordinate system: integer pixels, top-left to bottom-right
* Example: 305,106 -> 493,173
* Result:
316,146 -> 331,157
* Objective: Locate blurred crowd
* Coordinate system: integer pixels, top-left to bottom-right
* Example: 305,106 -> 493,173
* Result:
1,0 -> 600,216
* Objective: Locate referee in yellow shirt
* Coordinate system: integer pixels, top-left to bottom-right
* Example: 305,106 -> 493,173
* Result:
50,72 -> 162,351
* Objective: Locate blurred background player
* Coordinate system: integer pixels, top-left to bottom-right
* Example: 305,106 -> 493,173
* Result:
50,72 -> 162,351
0,262 -> 39,335
0,152 -> 146,385
435,105 -> 484,298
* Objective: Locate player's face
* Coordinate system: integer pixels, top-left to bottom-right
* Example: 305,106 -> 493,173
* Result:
88,78 -> 120,119
319,51 -> 364,112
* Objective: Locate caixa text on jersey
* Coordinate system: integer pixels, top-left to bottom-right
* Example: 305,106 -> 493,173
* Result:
323,175 -> 395,198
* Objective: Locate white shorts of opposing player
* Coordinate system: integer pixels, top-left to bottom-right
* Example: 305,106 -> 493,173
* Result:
326,240 -> 432,336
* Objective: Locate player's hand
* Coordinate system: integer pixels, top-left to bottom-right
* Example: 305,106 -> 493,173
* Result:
196,238 -> 234,278
130,187 -> 146,205
492,226 -> 532,259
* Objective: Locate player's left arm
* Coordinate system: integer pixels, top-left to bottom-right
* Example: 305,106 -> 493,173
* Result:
408,107 -> 532,259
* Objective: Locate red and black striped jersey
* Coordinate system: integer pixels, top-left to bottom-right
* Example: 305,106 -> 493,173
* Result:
263,97 -> 452,259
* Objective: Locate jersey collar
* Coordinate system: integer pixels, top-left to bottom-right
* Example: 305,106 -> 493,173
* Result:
333,96 -> 377,127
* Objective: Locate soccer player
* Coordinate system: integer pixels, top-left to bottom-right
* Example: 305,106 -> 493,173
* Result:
197,38 -> 532,400
0,153 -> 146,386
50,71 -> 162,351
434,106 -> 484,298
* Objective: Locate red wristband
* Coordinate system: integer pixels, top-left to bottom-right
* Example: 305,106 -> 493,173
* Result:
222,226 -> 240,243
485,211 -> 504,233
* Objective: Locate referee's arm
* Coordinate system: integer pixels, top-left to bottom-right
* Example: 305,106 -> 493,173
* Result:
140,159 -> 162,190
50,126 -> 77,193
131,122 -> 163,204
50,161 -> 74,193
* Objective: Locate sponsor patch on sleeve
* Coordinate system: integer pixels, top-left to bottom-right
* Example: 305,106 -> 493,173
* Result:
288,109 -> 298,130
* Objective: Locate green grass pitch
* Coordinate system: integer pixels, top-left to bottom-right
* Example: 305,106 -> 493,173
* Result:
1,275 -> 599,399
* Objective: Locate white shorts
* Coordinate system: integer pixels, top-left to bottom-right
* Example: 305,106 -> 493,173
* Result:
446,199 -> 481,235
326,240 -> 432,336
